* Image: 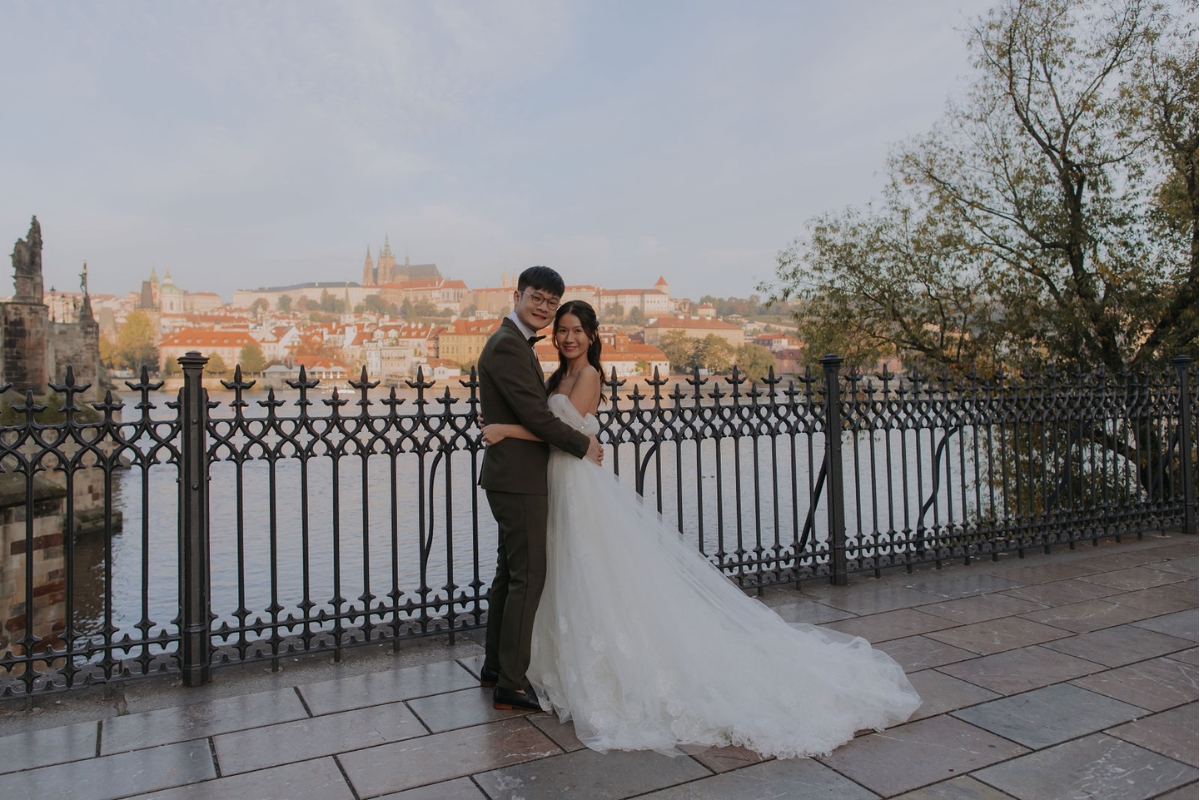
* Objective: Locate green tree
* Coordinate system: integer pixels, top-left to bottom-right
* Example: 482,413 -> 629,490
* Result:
115,310 -> 158,372
604,302 -> 625,321
762,0 -> 1197,375
735,343 -> 777,383
695,335 -> 734,374
250,298 -> 269,314
204,352 -> 228,377
658,331 -> 696,373
238,341 -> 266,374
99,335 -> 117,369
363,294 -> 398,316
276,294 -> 293,312
627,307 -> 644,326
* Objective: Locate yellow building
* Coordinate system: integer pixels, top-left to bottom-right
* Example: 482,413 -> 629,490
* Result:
436,318 -> 502,368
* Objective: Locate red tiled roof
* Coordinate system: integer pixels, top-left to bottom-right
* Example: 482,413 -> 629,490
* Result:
160,329 -> 258,348
440,319 -> 502,336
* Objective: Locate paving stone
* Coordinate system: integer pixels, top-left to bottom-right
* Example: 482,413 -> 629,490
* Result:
938,646 -> 1101,695
0,719 -> 96,774
816,715 -> 1027,797
769,597 -> 857,624
474,746 -> 709,800
298,659 -> 478,716
0,739 -> 216,800
1112,583 -> 1199,614
1075,544 -> 1185,568
1019,598 -> 1156,633
1132,609 -> 1199,642
921,593 -> 1046,625
101,687 -> 308,754
1145,556 -> 1198,576
905,669 -> 1001,721
951,684 -> 1144,749
1002,578 -> 1122,607
1071,657 -> 1198,712
458,654 -> 487,681
374,776 -> 487,800
1106,702 -> 1199,767
903,573 -> 1025,599
125,756 -> 354,800
684,743 -> 768,774
875,635 -> 977,673
815,584 -> 942,615
892,775 -> 1018,800
1042,624 -> 1194,667
924,617 -> 1069,655
973,734 -> 1194,800
990,559 -> 1105,584
822,608 -> 957,643
1168,647 -> 1198,666
1154,783 -> 1200,800
338,717 -> 559,797
408,687 -> 530,732
1080,566 -> 1191,591
529,713 -> 587,753
1146,541 -> 1200,559
634,757 -> 878,800
213,700 -> 428,775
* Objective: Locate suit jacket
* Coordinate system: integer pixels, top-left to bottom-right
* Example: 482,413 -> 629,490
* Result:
478,318 -> 591,494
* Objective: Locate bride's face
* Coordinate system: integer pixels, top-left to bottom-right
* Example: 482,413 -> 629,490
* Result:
555,313 -> 592,362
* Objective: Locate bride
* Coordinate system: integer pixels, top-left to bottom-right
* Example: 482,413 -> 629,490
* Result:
480,300 -> 920,759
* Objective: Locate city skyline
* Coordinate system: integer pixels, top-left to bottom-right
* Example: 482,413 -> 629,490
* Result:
2,1 -> 994,302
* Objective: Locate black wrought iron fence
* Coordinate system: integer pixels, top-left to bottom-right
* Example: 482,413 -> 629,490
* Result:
0,353 -> 1194,697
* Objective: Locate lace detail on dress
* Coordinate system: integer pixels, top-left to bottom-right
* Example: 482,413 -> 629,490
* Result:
528,392 -> 922,759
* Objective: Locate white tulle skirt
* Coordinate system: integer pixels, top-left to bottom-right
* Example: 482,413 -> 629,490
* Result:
527,394 -> 921,759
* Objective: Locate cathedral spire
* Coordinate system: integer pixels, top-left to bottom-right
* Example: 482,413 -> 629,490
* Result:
363,246 -> 375,286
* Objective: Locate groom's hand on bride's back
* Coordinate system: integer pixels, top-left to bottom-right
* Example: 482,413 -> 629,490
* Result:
586,436 -> 603,466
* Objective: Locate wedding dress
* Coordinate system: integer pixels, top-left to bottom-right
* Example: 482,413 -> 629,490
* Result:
527,393 -> 921,758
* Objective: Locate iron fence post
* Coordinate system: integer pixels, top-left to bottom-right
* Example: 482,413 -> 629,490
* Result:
178,351 -> 212,686
1173,356 -> 1197,534
821,354 -> 848,586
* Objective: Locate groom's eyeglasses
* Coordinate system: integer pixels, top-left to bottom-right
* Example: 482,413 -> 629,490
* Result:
521,290 -> 560,311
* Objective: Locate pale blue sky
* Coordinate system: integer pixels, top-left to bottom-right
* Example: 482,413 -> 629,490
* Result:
0,1 -> 994,301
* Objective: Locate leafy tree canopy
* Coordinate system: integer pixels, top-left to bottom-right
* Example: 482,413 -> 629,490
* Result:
114,310 -> 159,372
204,351 -> 228,377
762,0 -> 1197,375
238,341 -> 266,374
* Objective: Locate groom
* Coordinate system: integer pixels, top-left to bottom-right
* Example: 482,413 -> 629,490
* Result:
477,266 -> 603,711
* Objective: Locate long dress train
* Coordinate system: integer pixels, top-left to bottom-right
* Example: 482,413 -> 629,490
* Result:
527,393 -> 921,759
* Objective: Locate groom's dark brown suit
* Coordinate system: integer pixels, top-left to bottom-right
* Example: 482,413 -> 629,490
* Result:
479,317 -> 590,692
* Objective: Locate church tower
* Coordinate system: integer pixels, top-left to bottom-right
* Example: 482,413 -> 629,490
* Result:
377,236 -> 396,285
362,246 -> 374,286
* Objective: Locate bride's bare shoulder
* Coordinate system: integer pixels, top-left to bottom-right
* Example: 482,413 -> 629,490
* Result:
567,366 -> 602,417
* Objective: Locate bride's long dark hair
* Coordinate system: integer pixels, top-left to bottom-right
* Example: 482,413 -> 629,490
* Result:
546,300 -> 607,403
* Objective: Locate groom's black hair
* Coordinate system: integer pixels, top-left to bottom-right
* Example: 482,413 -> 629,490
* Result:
517,266 -> 566,298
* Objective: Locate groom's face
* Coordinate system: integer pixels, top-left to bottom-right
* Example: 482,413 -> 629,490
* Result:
513,286 -> 561,332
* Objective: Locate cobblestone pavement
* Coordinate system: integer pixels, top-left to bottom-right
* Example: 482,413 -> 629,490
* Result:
0,532 -> 1195,799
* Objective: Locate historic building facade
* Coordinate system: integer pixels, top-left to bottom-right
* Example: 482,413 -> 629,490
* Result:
1,217 -> 100,399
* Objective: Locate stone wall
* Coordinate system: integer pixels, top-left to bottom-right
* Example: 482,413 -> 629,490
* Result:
1,301 -> 49,395
48,315 -> 101,401
0,474 -> 67,655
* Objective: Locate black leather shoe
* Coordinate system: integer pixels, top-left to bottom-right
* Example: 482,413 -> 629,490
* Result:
479,664 -> 499,688
493,685 -> 541,711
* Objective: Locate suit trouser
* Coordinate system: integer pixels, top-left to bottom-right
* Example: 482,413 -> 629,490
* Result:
484,491 -> 548,692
